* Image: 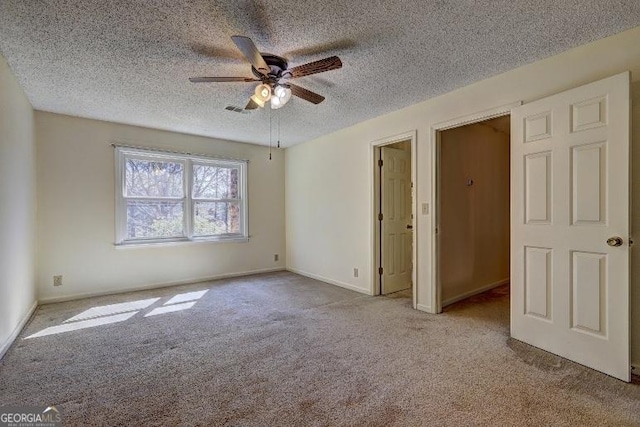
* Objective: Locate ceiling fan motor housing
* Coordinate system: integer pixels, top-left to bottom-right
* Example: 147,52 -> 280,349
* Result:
252,53 -> 289,82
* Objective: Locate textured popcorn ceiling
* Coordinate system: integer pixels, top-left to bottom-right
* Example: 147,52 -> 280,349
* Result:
1,1 -> 639,147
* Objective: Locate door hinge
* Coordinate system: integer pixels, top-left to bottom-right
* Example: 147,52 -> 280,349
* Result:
630,237 -> 634,248
378,159 -> 383,167
378,267 -> 384,275
378,213 -> 383,221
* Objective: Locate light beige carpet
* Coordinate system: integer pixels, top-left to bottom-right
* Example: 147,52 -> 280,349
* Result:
1,272 -> 638,426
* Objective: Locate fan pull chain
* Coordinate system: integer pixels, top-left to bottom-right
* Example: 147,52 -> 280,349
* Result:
269,104 -> 272,160
277,110 -> 281,149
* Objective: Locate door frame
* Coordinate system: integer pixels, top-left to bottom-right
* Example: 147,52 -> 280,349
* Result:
371,131 -> 417,306
430,102 -> 521,313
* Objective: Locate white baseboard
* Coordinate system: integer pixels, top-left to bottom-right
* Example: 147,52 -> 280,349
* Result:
0,300 -> 38,361
286,267 -> 372,295
442,278 -> 510,307
38,267 -> 286,304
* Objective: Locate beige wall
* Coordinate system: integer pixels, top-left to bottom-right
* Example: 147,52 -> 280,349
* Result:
36,112 -> 285,302
0,56 -> 37,356
285,26 -> 640,368
440,120 -> 510,305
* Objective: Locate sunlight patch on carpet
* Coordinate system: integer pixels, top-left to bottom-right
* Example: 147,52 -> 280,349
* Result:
145,301 -> 196,317
26,290 -> 210,338
164,290 -> 208,305
26,312 -> 138,339
64,298 -> 160,323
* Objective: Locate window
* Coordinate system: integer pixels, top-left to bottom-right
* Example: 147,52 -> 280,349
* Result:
115,146 -> 248,245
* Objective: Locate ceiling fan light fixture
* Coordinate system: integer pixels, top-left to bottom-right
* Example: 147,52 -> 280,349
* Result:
274,85 -> 286,98
254,83 -> 272,103
271,96 -> 283,109
271,85 -> 291,109
250,94 -> 265,108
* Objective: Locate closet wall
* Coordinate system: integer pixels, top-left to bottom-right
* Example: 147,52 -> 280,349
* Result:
439,117 -> 510,305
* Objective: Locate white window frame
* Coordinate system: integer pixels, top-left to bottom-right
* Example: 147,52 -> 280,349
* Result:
115,146 -> 248,246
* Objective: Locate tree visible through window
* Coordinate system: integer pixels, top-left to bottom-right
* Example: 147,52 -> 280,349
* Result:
192,164 -> 241,236
125,158 -> 184,239
115,147 -> 247,244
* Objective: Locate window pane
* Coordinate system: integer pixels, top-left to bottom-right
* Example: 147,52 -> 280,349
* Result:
125,158 -> 184,198
193,201 -> 241,236
192,165 -> 239,199
126,200 -> 184,239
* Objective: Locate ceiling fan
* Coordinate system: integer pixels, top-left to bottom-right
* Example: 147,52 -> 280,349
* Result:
189,35 -> 342,110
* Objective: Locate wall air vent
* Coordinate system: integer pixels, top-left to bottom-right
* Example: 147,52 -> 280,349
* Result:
225,105 -> 249,114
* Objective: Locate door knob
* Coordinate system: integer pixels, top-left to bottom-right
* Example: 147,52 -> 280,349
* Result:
406,225 -> 413,230
606,236 -> 623,247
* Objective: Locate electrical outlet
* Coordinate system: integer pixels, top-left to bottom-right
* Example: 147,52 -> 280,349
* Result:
274,254 -> 279,262
53,275 -> 63,286
353,268 -> 359,278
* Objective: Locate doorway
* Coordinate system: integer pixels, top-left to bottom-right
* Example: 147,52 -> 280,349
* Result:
372,133 -> 416,302
436,115 -> 510,308
428,74 -> 630,381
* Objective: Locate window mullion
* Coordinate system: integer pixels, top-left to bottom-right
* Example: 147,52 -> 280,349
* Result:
192,198 -> 239,203
123,196 -> 183,202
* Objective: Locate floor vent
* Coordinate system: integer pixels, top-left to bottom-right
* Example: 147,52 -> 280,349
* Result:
225,105 -> 249,113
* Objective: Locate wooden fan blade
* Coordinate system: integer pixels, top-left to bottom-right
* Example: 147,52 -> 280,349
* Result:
287,56 -> 342,79
189,77 -> 258,83
231,35 -> 270,76
245,98 -> 260,110
288,83 -> 325,104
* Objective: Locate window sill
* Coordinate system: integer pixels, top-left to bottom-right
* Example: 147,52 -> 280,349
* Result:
115,236 -> 249,249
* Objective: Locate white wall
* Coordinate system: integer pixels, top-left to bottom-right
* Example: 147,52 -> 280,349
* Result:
0,55 -> 37,356
440,121 -> 510,305
285,124 -> 373,293
285,26 -> 640,368
36,112 -> 285,302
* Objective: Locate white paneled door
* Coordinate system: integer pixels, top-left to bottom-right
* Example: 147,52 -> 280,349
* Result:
511,72 -> 631,381
381,146 -> 412,294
